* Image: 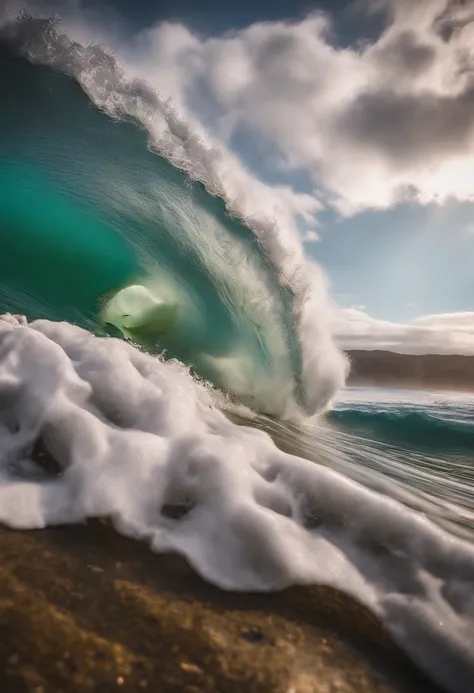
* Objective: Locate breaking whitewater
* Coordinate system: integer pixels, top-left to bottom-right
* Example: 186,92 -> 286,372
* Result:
0,12 -> 473,693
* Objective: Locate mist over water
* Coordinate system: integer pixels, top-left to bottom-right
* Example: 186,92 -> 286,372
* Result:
0,10 -> 474,693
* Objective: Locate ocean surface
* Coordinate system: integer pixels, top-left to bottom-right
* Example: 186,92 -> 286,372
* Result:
0,12 -> 474,693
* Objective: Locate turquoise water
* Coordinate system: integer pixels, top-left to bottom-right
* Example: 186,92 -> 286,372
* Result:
1,27 -> 474,532
331,388 -> 474,538
331,388 -> 474,453
1,15 -> 474,693
1,18 -> 474,528
244,388 -> 474,541
0,37 -> 308,414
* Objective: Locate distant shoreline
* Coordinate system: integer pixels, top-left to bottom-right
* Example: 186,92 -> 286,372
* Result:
346,350 -> 474,392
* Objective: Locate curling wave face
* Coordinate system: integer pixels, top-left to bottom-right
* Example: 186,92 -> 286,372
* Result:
1,12 -> 474,693
0,15 -> 346,418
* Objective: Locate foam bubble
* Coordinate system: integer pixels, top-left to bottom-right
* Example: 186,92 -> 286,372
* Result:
0,314 -> 473,693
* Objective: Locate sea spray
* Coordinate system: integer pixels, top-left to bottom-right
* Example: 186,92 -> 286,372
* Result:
1,9 -> 473,693
0,12 -> 347,417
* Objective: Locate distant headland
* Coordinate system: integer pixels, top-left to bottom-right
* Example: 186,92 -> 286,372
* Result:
346,350 -> 474,391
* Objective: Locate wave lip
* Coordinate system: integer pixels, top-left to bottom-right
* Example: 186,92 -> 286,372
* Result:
1,10 -> 473,692
0,11 -> 347,418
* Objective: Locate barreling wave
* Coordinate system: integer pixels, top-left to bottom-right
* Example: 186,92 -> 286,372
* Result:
1,10 -> 474,693
0,11 -> 346,418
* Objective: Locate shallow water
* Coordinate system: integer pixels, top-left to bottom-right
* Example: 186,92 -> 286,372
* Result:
241,389 -> 474,541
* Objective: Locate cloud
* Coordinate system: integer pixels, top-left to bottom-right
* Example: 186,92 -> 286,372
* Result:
1,1 -> 325,253
121,1 -> 474,215
333,308 -> 474,355
11,0 -> 474,221
302,230 -> 320,243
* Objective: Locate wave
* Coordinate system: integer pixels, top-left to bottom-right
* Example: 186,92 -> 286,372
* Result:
330,405 -> 474,452
0,12 -> 346,418
1,11 -> 474,693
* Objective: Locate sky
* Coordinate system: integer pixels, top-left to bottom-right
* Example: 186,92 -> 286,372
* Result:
80,0 -> 376,37
5,0 -> 474,354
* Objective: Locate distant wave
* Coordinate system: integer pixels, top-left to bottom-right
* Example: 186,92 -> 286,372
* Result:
330,405 -> 474,452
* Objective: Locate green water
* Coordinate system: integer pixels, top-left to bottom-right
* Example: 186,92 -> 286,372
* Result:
0,163 -> 138,323
0,40 -> 304,412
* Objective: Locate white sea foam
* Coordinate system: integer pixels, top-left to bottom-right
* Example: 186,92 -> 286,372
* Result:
0,314 -> 473,692
1,11 -> 474,692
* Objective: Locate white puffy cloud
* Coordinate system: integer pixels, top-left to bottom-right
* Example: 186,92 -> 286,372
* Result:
123,0 -> 474,215
302,230 -> 320,243
334,308 -> 474,354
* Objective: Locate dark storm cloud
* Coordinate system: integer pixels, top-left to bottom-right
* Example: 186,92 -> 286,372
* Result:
7,0 -> 474,213
371,30 -> 437,74
339,82 -> 474,167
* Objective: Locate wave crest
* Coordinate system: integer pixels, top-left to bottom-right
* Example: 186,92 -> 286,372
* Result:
0,11 -> 347,417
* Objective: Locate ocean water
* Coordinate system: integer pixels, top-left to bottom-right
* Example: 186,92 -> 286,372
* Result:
242,388 -> 474,542
330,388 -> 474,540
0,12 -> 474,693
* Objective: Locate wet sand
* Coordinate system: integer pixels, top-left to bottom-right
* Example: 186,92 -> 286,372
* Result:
0,521 -> 443,693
